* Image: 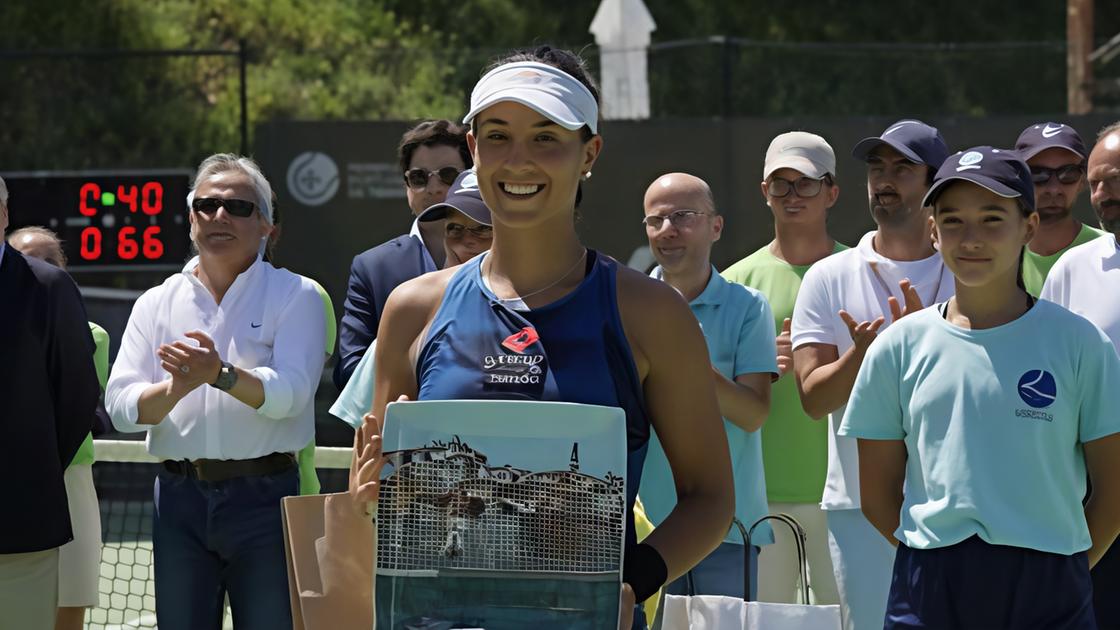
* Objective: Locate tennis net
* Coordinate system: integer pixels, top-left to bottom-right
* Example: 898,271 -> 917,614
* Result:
87,439 -> 351,629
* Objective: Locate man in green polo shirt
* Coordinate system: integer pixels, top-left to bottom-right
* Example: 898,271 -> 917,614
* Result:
1014,122 -> 1104,296
721,131 -> 844,605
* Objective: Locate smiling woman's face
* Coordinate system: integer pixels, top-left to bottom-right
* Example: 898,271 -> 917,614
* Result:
933,181 -> 1037,290
468,101 -> 600,230
189,170 -> 273,263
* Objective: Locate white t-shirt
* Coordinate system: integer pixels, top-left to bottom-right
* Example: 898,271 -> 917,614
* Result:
1041,234 -> 1120,353
791,231 -> 955,510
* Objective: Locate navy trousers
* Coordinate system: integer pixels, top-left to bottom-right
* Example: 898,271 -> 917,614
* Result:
153,467 -> 298,630
886,536 -> 1096,630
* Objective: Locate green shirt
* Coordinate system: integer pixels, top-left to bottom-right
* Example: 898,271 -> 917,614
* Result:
297,278 -> 337,496
721,241 -> 847,503
1023,223 -> 1105,297
70,322 -> 109,468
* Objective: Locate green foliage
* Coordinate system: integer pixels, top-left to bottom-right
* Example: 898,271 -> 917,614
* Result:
1,0 -> 1118,170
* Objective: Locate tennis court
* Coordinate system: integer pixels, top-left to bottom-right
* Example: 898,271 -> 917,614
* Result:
87,441 -> 350,629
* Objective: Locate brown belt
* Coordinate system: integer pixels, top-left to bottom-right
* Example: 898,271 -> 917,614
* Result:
162,452 -> 297,483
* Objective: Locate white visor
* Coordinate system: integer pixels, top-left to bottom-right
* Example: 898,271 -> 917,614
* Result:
463,61 -> 598,135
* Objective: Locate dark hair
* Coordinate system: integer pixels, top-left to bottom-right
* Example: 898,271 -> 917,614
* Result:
398,119 -> 472,175
478,46 -> 601,207
925,165 -> 937,187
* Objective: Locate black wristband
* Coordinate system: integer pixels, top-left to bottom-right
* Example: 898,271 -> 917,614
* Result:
623,542 -> 668,603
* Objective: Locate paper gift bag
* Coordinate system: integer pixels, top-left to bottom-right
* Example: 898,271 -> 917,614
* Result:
282,492 -> 375,630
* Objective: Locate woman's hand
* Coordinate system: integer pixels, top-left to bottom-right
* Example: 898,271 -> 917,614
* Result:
349,395 -> 409,513
617,583 -> 636,630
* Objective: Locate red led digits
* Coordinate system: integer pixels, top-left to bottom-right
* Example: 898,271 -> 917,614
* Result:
142,226 -> 164,259
141,182 -> 163,215
117,226 -> 139,260
79,183 -> 100,217
118,185 -> 138,213
79,227 -> 102,260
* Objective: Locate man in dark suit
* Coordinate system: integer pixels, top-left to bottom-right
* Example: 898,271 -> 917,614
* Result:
0,175 -> 99,629
333,120 -> 472,388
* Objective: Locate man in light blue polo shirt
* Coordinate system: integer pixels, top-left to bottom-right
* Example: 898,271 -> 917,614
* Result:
639,173 -> 778,602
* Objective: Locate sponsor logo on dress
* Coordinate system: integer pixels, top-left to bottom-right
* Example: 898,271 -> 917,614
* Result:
502,327 -> 540,354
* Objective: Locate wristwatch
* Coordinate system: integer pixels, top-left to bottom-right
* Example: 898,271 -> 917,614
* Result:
210,360 -> 238,391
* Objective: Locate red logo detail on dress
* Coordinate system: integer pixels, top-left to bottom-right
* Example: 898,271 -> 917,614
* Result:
502,327 -> 540,354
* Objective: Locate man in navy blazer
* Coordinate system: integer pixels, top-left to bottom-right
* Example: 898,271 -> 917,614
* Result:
0,175 -> 99,628
334,120 -> 472,388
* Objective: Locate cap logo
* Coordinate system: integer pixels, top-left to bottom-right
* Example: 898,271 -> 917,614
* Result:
957,151 -> 983,171
1041,124 -> 1063,138
453,171 -> 479,194
884,121 -> 919,135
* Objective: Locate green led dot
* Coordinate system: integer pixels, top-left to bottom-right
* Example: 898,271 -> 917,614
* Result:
102,192 -> 116,206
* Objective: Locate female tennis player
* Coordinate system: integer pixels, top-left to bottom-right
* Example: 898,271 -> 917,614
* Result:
349,46 -> 734,629
839,146 -> 1120,628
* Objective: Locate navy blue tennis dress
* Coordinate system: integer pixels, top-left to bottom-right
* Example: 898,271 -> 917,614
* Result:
417,250 -> 651,552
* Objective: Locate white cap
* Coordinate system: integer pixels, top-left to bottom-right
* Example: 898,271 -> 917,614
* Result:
463,61 -> 599,134
764,131 -> 836,179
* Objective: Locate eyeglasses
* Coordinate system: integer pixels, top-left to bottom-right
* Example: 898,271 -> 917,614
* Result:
1030,164 -> 1084,185
445,222 -> 493,240
641,209 -> 713,230
191,197 -> 257,218
766,176 -> 830,198
404,166 -> 461,190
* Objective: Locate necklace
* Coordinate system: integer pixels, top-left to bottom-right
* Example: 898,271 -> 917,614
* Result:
485,248 -> 588,304
868,258 -> 945,308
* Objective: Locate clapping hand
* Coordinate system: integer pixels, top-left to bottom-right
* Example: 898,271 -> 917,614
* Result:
157,330 -> 221,396
776,318 -> 793,378
887,279 -> 924,322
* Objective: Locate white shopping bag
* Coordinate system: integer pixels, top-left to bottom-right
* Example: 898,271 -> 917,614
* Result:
659,515 -> 841,630
661,596 -> 840,630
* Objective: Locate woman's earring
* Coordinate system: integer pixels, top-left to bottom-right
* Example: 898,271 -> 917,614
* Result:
581,171 -> 592,182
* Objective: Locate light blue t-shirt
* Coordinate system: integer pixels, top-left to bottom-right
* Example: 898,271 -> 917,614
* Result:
839,300 -> 1120,555
330,340 -> 376,429
641,266 -> 779,545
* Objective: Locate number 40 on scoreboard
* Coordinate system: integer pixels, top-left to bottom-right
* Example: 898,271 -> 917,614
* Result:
3,170 -> 192,271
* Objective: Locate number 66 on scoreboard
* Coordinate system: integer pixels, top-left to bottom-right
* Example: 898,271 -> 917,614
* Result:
2,170 -> 193,272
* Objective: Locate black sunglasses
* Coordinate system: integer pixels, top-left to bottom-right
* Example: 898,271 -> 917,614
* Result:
404,166 -> 461,190
191,197 -> 257,218
1030,164 -> 1083,186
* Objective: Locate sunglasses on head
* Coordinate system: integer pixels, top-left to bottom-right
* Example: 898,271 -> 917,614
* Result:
1030,164 -> 1083,185
191,197 -> 257,218
404,166 -> 461,190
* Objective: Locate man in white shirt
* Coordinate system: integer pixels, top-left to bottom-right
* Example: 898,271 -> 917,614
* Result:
792,120 -> 953,630
106,154 -> 326,630
1041,121 -> 1120,629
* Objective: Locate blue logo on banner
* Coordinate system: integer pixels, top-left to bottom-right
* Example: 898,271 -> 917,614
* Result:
1017,370 -> 1056,408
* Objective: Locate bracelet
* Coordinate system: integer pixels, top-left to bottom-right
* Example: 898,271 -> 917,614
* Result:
623,542 -> 668,603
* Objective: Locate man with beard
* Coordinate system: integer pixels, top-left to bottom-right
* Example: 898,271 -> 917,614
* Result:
1042,121 -> 1120,629
791,120 -> 953,630
1015,122 -> 1103,296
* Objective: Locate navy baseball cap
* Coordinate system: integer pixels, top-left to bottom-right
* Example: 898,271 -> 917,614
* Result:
1014,122 -> 1086,161
852,119 -> 950,169
921,146 -> 1035,211
418,169 -> 491,225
